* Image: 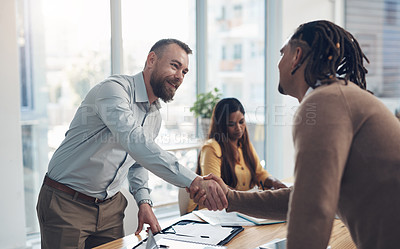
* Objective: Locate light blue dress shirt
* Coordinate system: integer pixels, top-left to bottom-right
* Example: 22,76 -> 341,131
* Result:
47,72 -> 197,203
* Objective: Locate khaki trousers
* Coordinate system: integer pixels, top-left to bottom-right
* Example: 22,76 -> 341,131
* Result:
36,184 -> 127,249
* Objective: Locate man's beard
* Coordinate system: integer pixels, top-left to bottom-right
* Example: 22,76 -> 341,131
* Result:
150,71 -> 179,103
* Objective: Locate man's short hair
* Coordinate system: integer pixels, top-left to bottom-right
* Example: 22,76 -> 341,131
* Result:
149,38 -> 192,57
144,39 -> 192,69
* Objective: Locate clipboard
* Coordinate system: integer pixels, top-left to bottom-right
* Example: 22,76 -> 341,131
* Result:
162,220 -> 244,245
132,220 -> 243,249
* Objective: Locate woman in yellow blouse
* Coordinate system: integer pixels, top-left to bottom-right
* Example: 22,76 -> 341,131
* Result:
187,98 -> 286,213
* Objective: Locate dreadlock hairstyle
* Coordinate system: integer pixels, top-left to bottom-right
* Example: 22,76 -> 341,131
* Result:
195,98 -> 258,188
289,20 -> 369,90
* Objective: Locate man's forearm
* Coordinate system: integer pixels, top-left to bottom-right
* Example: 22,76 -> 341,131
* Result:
226,187 -> 291,220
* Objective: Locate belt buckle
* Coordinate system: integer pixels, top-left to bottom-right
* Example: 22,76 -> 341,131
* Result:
95,198 -> 101,204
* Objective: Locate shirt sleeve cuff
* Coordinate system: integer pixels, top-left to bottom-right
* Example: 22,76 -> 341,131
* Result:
178,164 -> 199,187
134,188 -> 152,204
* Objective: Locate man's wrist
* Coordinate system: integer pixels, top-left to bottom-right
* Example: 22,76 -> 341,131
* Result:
138,199 -> 153,207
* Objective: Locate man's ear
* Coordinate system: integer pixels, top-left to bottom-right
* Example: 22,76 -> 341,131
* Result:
146,51 -> 157,69
290,47 -> 305,75
292,47 -> 304,70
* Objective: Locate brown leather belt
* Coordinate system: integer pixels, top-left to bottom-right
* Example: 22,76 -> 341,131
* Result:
43,175 -> 108,203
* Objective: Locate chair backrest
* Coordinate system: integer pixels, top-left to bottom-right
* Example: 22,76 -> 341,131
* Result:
178,187 -> 190,216
120,187 -> 139,235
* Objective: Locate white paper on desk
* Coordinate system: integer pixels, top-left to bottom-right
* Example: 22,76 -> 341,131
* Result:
237,213 -> 285,225
136,233 -> 227,249
193,209 -> 254,226
168,223 -> 233,244
157,237 -> 226,249
256,238 -> 286,249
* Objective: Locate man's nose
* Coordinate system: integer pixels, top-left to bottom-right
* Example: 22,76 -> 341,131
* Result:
175,71 -> 184,82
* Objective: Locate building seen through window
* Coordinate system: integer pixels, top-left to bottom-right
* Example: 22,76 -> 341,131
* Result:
207,0 -> 266,161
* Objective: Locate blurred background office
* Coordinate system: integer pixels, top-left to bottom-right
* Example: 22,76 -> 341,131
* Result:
1,0 -> 400,248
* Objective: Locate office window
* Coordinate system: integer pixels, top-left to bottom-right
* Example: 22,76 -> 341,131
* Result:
250,42 -> 256,57
233,43 -> 242,59
17,0 -> 111,236
347,0 -> 400,102
221,6 -> 226,20
207,0 -> 266,166
222,45 -> 227,60
385,1 -> 398,25
233,4 -> 243,19
17,0 -> 33,111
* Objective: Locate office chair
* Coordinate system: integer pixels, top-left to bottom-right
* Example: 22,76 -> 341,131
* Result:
178,187 -> 190,216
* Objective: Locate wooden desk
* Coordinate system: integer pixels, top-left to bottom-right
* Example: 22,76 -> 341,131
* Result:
94,214 -> 356,249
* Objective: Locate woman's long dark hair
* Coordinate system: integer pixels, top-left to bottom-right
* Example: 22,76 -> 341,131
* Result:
196,98 -> 258,188
289,20 -> 369,90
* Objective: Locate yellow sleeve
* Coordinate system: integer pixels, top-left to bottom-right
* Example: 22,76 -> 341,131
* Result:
200,140 -> 222,177
250,142 -> 271,184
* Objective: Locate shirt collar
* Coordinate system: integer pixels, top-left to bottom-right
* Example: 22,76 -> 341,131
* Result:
132,72 -> 161,109
304,87 -> 314,97
303,79 -> 323,99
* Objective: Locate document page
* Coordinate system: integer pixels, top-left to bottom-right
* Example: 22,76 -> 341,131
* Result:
156,237 -> 226,249
193,209 -> 254,226
165,222 -> 233,244
236,213 -> 285,225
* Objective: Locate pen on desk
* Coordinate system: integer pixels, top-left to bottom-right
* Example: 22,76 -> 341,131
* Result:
159,245 -> 169,248
260,181 -> 265,190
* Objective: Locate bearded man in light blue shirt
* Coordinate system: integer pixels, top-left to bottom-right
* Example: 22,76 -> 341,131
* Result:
36,38 -> 227,249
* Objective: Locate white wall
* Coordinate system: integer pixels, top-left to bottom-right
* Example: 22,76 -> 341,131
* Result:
0,0 -> 27,248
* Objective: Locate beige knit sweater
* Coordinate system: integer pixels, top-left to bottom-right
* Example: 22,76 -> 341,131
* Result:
227,82 -> 400,249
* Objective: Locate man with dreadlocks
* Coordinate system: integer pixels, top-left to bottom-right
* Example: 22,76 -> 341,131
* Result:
193,20 -> 400,249
275,19 -> 400,249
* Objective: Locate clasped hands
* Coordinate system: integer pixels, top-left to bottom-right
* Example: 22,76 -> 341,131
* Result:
188,174 -> 287,211
188,174 -> 229,211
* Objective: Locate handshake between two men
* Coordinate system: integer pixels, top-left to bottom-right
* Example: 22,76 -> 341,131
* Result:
188,174 -> 229,211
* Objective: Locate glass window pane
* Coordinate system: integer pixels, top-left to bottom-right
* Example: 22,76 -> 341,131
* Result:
17,0 -> 111,235
346,0 -> 400,114
121,0 -> 197,207
207,0 -> 266,165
